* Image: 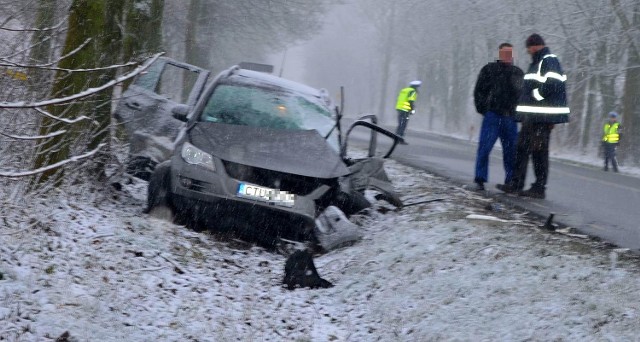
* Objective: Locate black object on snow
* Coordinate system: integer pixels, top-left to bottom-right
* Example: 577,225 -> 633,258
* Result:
283,250 -> 333,290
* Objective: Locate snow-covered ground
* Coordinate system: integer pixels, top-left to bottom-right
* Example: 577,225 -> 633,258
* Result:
2,159 -> 640,341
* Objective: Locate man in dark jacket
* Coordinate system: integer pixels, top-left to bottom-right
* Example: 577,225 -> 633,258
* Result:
472,42 -> 524,191
497,33 -> 570,199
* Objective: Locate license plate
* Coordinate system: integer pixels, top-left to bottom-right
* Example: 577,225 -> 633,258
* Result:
237,183 -> 295,207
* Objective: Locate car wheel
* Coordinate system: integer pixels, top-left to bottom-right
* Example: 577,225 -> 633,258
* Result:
146,161 -> 174,221
126,156 -> 157,181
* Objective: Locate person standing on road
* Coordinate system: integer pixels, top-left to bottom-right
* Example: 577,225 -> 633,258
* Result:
496,33 -> 570,199
395,80 -> 421,143
602,111 -> 622,172
472,42 -> 524,191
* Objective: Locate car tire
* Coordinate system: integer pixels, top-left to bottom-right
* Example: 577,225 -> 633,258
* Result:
146,161 -> 175,221
126,156 -> 157,181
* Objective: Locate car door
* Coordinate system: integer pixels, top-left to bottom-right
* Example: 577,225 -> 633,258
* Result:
114,57 -> 210,164
340,115 -> 405,208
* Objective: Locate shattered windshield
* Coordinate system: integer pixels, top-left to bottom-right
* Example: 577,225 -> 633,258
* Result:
199,84 -> 338,149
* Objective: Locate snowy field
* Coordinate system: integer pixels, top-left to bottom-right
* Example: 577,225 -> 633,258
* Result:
2,159 -> 640,341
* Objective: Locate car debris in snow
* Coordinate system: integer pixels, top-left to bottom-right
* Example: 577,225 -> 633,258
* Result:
283,250 -> 333,290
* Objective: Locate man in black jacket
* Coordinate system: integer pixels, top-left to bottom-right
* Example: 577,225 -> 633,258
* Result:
472,43 -> 524,191
497,33 -> 570,199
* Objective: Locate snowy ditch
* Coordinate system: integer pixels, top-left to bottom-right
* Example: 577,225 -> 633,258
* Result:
2,159 -> 640,341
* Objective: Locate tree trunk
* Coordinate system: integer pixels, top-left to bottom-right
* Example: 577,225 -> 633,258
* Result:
375,5 -> 396,125
33,0 -> 108,187
620,51 -> 640,164
611,0 -> 640,164
184,0 -> 208,100
566,50 -> 588,147
86,0 -> 126,179
123,0 -> 164,61
28,0 -> 57,91
121,0 -> 164,91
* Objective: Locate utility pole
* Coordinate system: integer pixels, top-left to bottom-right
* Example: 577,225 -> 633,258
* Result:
279,49 -> 288,77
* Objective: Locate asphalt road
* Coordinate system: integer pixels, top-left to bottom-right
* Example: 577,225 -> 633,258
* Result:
349,125 -> 640,251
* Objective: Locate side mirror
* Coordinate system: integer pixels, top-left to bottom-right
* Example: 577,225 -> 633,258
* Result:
171,104 -> 190,122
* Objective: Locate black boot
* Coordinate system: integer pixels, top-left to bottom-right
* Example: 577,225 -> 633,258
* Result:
496,183 -> 518,194
518,185 -> 545,199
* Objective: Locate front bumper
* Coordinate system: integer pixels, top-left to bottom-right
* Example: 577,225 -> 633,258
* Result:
168,154 -> 330,240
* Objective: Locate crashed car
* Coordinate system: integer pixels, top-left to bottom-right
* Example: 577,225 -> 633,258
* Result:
114,57 -> 404,247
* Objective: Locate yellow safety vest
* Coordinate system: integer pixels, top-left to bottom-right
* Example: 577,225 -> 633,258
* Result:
395,87 -> 417,112
603,122 -> 620,143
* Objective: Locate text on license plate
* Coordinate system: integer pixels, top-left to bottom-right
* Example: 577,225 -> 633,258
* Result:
237,183 -> 295,206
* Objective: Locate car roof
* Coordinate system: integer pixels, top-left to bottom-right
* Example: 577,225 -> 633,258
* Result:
230,69 -> 328,102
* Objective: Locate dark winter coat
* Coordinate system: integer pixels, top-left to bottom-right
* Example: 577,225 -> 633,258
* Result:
515,47 -> 570,124
473,61 -> 524,116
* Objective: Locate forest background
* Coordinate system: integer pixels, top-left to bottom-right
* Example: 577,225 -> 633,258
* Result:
1,0 -> 639,197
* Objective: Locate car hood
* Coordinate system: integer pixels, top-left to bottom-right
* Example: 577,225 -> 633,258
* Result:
189,123 -> 350,179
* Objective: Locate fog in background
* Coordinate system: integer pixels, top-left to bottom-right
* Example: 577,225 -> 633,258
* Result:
1,0 -> 640,195
267,0 -> 640,164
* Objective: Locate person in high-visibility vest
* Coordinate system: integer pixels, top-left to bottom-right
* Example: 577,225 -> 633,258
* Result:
602,112 -> 622,172
395,80 -> 421,142
497,33 -> 569,199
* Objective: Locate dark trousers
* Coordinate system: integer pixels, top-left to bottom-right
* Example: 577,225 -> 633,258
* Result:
604,143 -> 619,171
511,123 -> 552,191
396,110 -> 410,137
474,111 -> 518,184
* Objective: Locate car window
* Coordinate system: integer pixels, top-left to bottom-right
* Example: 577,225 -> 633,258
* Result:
134,61 -> 199,104
200,84 -> 337,137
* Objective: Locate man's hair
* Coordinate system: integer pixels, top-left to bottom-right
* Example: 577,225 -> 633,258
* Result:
525,34 -> 545,47
498,43 -> 513,49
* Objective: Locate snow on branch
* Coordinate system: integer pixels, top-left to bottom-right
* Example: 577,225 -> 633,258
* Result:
0,129 -> 66,140
0,18 -> 66,32
2,37 -> 90,62
0,59 -> 139,73
34,108 -> 95,125
0,52 -> 164,109
0,143 -> 106,178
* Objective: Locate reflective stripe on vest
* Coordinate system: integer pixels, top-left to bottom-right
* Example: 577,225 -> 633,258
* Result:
603,122 -> 620,143
518,54 -> 570,115
515,105 -> 570,114
523,54 -> 568,83
396,87 -> 416,112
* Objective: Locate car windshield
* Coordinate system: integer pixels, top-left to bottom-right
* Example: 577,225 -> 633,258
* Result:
199,83 -> 339,149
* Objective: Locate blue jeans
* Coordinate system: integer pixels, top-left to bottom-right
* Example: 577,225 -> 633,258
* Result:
474,111 -> 518,184
396,110 -> 410,137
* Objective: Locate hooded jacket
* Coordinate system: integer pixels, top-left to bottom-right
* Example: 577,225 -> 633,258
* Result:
515,47 -> 570,123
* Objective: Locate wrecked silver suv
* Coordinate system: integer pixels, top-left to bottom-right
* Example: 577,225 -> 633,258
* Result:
114,57 -> 404,248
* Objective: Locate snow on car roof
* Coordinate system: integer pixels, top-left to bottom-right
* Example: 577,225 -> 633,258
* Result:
233,69 -> 327,101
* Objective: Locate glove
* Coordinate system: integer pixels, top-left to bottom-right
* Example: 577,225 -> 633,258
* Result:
410,110 -> 416,115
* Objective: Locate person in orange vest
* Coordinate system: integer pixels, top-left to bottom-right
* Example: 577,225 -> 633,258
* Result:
395,80 -> 421,143
602,112 -> 622,172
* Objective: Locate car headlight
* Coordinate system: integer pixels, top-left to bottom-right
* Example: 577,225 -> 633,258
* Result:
181,142 -> 216,171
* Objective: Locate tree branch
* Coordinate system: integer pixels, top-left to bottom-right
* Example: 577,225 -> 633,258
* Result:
0,130 -> 66,140
0,18 -> 66,32
0,52 -> 164,109
0,143 -> 106,178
